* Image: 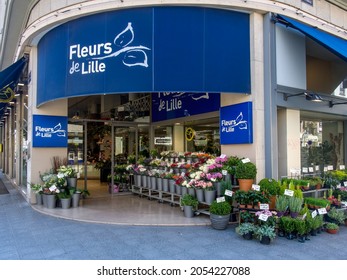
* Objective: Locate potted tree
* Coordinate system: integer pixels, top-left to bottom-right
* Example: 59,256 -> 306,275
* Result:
295,218 -> 306,243
209,200 -> 232,230
235,161 -> 257,192
181,194 -> 199,218
258,178 -> 280,209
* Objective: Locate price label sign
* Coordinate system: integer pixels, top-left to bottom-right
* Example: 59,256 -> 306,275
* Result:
328,165 -> 334,171
169,168 -> 173,173
224,190 -> 233,197
216,197 -> 226,203
258,214 -> 269,222
77,172 -> 80,179
315,165 -> 320,171
302,213 -> 307,220
309,167 -> 314,173
181,172 -> 185,177
324,167 -> 328,172
337,184 -> 341,189
340,165 -> 345,170
222,170 -> 228,176
284,189 -> 294,197
311,210 -> 317,218
302,167 -> 308,173
318,208 -> 327,215
241,158 -> 250,163
344,181 -> 347,187
187,160 -> 191,164
259,203 -> 269,210
252,184 -> 260,191
220,154 -> 227,159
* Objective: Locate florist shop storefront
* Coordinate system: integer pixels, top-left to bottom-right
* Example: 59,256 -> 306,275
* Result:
27,6 -> 256,194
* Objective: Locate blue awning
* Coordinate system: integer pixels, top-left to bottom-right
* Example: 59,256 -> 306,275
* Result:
276,15 -> 347,62
0,56 -> 27,91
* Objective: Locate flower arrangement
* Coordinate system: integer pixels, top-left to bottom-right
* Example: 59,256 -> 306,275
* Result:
205,172 -> 223,182
187,179 -> 213,189
57,165 -> 78,178
255,209 -> 277,227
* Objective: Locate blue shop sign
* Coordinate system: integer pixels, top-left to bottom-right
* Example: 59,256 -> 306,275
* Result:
33,115 -> 68,147
152,92 -> 220,122
220,102 -> 253,144
37,7 -> 250,105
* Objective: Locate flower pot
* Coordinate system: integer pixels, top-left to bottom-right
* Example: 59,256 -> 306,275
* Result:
327,228 -> 338,234
60,197 -> 71,209
188,187 -> 195,197
141,175 -> 147,188
183,205 -> 195,218
298,234 -> 305,243
260,236 -> 271,245
290,212 -> 299,218
162,178 -> 168,191
169,182 -> 176,193
204,190 -> 216,205
175,184 -> 182,195
242,232 -> 253,240
213,181 -> 222,197
135,174 -> 142,186
210,213 -> 230,230
150,176 -> 156,190
36,193 -> 43,205
72,192 -> 81,207
44,194 -> 56,209
238,179 -> 253,192
195,188 -> 204,203
181,186 -> 188,196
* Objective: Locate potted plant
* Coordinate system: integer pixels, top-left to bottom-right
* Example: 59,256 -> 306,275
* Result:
326,207 -> 345,225
280,216 -> 295,240
57,191 -> 72,209
288,196 -> 303,218
30,183 -> 43,205
57,165 -> 78,188
235,161 -> 257,192
237,222 -> 256,240
294,218 -> 306,243
258,178 -> 280,208
275,195 -> 288,217
326,222 -> 339,234
234,190 -> 249,208
181,194 -> 199,218
255,225 -> 276,245
209,200 -> 232,230
72,188 -> 82,207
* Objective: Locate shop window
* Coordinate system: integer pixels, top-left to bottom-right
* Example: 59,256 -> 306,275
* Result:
185,125 -> 220,155
301,119 -> 344,171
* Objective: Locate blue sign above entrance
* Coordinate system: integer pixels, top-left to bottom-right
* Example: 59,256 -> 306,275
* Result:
152,92 -> 220,122
32,115 -> 68,147
37,7 -> 250,106
220,102 -> 253,144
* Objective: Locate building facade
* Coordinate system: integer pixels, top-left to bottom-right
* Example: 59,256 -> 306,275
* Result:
0,0 -> 347,203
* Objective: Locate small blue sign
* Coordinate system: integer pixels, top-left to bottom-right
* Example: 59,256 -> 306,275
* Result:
32,115 -> 68,147
152,92 -> 220,122
220,102 -> 253,144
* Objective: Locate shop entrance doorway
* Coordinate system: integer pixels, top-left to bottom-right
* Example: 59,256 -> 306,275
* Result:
67,119 -> 150,196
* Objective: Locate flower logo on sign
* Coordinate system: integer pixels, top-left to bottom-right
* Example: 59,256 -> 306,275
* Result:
94,22 -> 150,67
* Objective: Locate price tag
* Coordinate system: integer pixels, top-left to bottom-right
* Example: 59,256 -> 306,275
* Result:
222,170 -> 228,176
336,184 -> 341,189
169,168 -> 173,173
340,165 -> 345,170
181,172 -> 185,177
311,210 -> 317,218
328,165 -> 334,171
224,190 -> 233,197
344,181 -> 347,187
302,167 -> 308,173
309,167 -> 314,173
259,203 -> 269,210
216,197 -> 226,203
241,158 -> 250,163
284,189 -> 294,197
258,214 -> 269,222
318,208 -> 327,215
302,213 -> 307,220
187,160 -> 191,164
252,184 -> 260,191
77,172 -> 80,179
315,165 -> 320,171
324,167 -> 328,172
220,154 -> 227,159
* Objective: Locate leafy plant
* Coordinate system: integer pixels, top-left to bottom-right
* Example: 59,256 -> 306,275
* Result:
238,223 -> 256,235
326,222 -> 339,230
234,190 -> 249,205
239,211 -> 254,223
275,195 -> 289,212
255,225 -> 276,240
327,208 -> 346,224
235,161 -> 257,179
209,200 -> 231,216
258,178 -> 280,196
181,194 -> 199,209
280,216 -> 295,233
288,196 -> 303,213
295,218 -> 306,235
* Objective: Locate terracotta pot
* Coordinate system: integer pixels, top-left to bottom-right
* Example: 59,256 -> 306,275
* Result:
327,228 -> 338,234
238,179 -> 253,192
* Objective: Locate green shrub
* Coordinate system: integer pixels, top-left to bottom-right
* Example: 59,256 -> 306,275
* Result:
209,200 -> 232,216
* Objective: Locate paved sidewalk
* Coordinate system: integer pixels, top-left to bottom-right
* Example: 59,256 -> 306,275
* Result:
0,174 -> 347,260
